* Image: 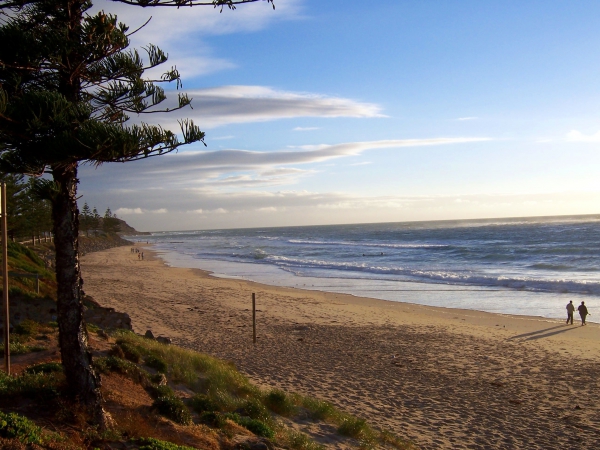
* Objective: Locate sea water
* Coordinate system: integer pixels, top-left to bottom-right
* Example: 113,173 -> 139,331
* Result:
129,215 -> 600,322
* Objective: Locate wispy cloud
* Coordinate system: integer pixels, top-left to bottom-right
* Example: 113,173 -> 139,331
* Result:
566,130 -> 600,143
293,127 -> 321,131
115,207 -> 168,215
135,85 -> 384,129
350,161 -> 372,166
456,117 -> 478,121
81,136 -> 491,194
211,135 -> 236,141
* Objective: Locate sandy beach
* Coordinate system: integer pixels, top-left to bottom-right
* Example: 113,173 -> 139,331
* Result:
80,246 -> 600,449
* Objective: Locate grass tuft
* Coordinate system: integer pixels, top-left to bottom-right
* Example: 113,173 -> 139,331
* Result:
14,319 -> 39,338
145,354 -> 168,373
190,393 -> 219,413
152,395 -> 192,425
241,398 -> 270,422
198,411 -> 226,428
94,355 -> 149,385
301,397 -> 337,421
137,437 -> 197,450
337,416 -> 370,439
264,389 -> 296,417
223,412 -> 274,438
0,370 -> 62,400
282,430 -> 325,450
9,341 -> 46,355
146,384 -> 174,399
24,362 -> 63,375
114,339 -> 142,363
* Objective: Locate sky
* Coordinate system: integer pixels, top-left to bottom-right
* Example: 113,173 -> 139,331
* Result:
80,0 -> 600,231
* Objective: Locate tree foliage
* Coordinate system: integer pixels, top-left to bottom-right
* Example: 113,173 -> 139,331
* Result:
0,0 -> 274,427
0,173 -> 52,240
102,207 -> 120,233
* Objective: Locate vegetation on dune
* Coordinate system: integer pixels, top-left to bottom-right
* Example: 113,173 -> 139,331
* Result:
4,242 -> 56,298
109,330 -> 414,449
0,322 -> 415,449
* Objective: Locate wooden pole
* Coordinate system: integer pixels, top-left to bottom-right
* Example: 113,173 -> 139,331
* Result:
2,183 -> 9,374
252,292 -> 256,345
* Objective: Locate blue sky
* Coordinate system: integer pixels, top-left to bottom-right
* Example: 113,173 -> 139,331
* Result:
81,0 -> 600,231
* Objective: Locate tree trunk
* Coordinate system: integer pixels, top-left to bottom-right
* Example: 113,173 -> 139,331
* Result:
51,164 -> 111,427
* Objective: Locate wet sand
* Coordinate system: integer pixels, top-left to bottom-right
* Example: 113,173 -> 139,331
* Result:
81,246 -> 600,449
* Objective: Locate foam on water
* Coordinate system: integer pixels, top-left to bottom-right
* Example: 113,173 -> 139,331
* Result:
130,216 -> 600,322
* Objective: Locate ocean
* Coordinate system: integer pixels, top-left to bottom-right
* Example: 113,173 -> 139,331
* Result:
131,215 -> 600,322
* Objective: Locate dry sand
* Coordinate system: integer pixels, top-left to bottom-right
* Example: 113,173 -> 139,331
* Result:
81,246 -> 600,449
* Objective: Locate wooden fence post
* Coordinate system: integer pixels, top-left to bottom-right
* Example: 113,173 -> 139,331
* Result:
2,183 -> 9,374
252,293 -> 256,345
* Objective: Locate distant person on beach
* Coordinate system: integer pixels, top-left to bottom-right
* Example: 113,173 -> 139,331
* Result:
566,301 -> 575,325
577,301 -> 589,326
141,252 -> 144,260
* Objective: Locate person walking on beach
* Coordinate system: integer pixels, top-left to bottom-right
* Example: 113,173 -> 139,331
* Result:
566,300 -> 575,325
577,301 -> 589,326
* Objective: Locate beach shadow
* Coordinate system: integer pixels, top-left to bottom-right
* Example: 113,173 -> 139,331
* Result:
508,324 -> 577,341
523,327 -> 579,341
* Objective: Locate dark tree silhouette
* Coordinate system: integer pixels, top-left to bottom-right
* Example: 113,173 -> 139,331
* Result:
0,0 -> 273,425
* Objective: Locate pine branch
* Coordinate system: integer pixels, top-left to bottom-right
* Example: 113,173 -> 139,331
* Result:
107,0 -> 275,11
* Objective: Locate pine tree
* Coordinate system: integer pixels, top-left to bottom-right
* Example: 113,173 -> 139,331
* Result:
80,203 -> 92,237
103,207 -> 120,233
0,0 -> 273,425
0,173 -> 29,239
92,207 -> 101,236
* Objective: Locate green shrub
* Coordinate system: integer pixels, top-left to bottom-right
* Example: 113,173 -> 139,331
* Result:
0,371 -> 61,400
9,341 -> 46,355
153,395 -> 192,425
264,389 -> 295,416
198,411 -> 226,428
337,416 -> 369,439
241,398 -> 270,422
223,413 -> 274,438
145,354 -> 168,373
190,394 -> 219,413
0,411 -> 43,444
147,384 -> 174,399
24,362 -> 63,375
137,437 -> 196,450
302,397 -> 337,421
94,356 -> 148,383
115,340 -> 142,363
14,320 -> 38,337
284,430 -> 325,450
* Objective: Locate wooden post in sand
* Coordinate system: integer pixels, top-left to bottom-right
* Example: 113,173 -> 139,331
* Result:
252,293 -> 256,345
1,183 -> 9,374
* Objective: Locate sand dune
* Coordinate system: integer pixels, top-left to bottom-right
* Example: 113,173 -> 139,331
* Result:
81,246 -> 600,449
